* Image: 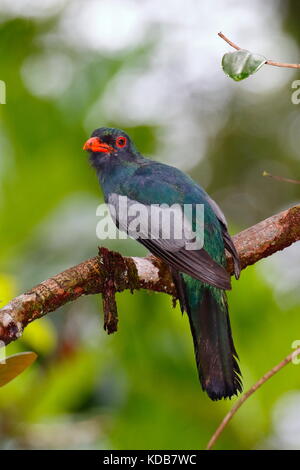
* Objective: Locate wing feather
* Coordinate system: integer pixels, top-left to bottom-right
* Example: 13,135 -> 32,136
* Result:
140,238 -> 231,290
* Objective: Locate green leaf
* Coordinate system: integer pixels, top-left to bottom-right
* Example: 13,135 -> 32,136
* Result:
222,49 -> 266,81
0,352 -> 37,387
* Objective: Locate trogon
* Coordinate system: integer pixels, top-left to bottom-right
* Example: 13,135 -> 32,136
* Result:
84,127 -> 242,400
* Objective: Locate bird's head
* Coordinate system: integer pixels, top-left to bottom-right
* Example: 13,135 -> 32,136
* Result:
83,127 -> 135,169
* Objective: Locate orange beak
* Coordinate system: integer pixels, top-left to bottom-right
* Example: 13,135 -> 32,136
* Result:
83,137 -> 113,153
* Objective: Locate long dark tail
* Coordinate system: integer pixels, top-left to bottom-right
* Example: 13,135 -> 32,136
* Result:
173,271 -> 242,400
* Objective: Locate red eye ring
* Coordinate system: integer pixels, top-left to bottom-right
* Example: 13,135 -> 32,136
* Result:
116,136 -> 127,148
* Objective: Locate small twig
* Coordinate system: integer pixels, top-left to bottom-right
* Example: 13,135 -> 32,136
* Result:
100,247 -> 120,334
263,171 -> 300,185
266,60 -> 300,69
206,345 -> 300,450
218,31 -> 300,69
218,32 -> 241,51
102,286 -> 118,334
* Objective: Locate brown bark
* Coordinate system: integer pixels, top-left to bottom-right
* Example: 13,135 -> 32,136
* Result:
1,205 -> 300,346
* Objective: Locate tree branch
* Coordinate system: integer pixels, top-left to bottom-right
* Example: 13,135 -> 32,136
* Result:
1,205 -> 300,345
218,31 -> 300,69
206,345 -> 300,450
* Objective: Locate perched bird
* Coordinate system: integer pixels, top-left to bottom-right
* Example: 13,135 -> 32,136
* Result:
83,127 -> 242,400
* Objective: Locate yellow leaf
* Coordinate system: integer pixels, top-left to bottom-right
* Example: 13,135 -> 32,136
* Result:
22,318 -> 57,354
0,352 -> 38,387
0,273 -> 17,308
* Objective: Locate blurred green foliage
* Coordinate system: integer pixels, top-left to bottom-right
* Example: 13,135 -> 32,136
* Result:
1,0 -> 300,450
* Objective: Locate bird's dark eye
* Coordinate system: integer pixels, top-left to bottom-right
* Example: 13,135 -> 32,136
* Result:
116,136 -> 127,148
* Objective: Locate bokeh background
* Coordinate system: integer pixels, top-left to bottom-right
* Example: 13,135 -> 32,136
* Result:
1,0 -> 300,450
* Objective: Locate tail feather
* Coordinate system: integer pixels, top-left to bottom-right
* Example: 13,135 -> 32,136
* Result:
173,271 -> 242,400
191,288 -> 242,400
